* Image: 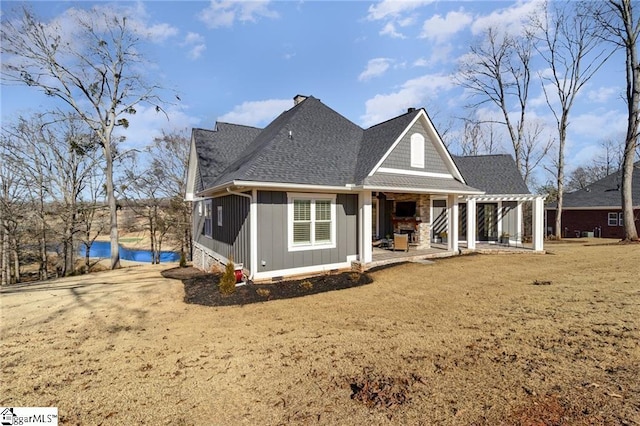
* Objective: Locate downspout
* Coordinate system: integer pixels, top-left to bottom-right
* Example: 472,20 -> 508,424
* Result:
226,188 -> 255,280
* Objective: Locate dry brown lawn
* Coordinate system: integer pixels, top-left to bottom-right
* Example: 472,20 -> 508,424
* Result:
1,240 -> 638,425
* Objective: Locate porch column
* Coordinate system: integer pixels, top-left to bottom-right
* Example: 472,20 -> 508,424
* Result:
466,198 -> 476,250
447,194 -> 459,253
532,196 -> 544,251
516,201 -> 523,244
359,191 -> 373,263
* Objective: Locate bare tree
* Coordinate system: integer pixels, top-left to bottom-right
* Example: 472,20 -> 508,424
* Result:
458,22 -> 538,181
521,119 -> 555,187
534,1 -> 613,239
0,135 -> 29,285
1,6 -> 168,268
593,0 -> 640,241
458,117 -> 502,156
148,130 -> 192,261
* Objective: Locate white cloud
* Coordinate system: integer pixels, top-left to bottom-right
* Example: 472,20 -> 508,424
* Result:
471,0 -> 545,38
367,0 -> 434,21
116,104 -> 201,150
587,86 -> 619,103
420,9 -> 472,44
358,58 -> 393,82
181,32 -> 206,60
199,0 -> 279,29
218,98 -> 292,127
380,22 -> 406,39
569,110 -> 626,139
361,73 -> 455,127
413,58 -> 428,67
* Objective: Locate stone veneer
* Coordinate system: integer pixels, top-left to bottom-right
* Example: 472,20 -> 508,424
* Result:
385,193 -> 431,250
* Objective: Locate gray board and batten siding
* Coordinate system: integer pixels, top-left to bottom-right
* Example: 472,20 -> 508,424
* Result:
256,191 -> 358,274
194,194 -> 251,268
379,120 -> 450,174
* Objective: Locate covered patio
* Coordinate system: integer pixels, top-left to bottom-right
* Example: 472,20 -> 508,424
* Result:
368,239 -> 543,270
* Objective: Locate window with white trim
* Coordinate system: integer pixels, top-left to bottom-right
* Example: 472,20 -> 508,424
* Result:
410,133 -> 425,168
618,211 -> 624,226
608,212 -> 618,226
203,200 -> 212,237
288,193 -> 336,251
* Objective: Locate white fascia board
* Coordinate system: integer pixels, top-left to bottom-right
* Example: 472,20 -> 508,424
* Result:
376,167 -> 454,179
198,180 -> 358,197
362,184 -> 484,196
185,135 -> 199,201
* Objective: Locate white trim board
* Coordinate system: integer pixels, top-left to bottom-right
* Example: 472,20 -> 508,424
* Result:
376,167 -> 454,179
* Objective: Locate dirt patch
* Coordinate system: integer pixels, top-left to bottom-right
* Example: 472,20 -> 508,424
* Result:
162,267 -> 373,307
1,242 -> 638,425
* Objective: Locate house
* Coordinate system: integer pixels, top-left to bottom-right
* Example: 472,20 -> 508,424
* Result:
545,162 -> 640,238
185,95 -> 545,281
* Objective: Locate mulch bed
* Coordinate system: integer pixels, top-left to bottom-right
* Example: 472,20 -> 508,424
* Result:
162,266 -> 373,307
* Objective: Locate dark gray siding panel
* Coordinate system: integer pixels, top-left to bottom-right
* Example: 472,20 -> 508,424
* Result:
193,195 -> 250,267
380,121 -> 450,174
256,191 -> 358,273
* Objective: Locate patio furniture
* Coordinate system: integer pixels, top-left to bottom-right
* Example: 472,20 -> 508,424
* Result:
393,233 -> 409,252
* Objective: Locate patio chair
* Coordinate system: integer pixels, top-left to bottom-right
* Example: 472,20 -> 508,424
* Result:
393,233 -> 409,252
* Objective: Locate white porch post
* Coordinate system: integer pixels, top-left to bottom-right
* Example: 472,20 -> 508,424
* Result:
447,194 -> 459,253
466,197 -> 476,250
533,196 -> 544,251
516,201 -> 523,244
250,189 -> 258,278
359,191 -> 373,263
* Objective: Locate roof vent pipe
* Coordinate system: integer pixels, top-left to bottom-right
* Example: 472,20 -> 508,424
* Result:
407,107 -> 416,113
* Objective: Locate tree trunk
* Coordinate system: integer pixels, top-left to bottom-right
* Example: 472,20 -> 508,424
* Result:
103,125 -> 120,270
622,0 -> 640,241
554,125 -> 567,239
1,221 -> 8,286
85,240 -> 91,274
11,234 -> 20,283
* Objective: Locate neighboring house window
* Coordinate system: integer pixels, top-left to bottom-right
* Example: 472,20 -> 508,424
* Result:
410,133 -> 425,168
288,193 -> 336,251
608,212 -> 618,226
203,200 -> 212,237
618,212 -> 624,226
217,206 -> 223,227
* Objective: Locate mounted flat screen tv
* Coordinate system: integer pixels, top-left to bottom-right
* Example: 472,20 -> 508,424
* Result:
395,201 -> 416,218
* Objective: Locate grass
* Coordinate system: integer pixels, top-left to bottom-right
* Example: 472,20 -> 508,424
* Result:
1,239 -> 638,425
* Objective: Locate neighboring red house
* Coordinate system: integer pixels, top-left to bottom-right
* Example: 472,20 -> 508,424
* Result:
545,162 -> 640,239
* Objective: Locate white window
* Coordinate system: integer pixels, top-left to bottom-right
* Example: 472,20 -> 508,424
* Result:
618,212 -> 624,226
287,193 -> 336,251
608,212 -> 618,226
203,200 -> 212,237
217,206 -> 223,227
410,133 -> 425,168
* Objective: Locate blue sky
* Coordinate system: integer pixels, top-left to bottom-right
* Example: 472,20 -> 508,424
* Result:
1,0 -> 629,187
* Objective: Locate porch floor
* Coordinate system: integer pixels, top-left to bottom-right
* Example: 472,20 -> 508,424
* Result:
369,241 -> 540,270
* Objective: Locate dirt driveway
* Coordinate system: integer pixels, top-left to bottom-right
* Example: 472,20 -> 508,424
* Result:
1,241 -> 639,425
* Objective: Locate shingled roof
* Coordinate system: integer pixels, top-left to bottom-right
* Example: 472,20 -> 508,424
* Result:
193,124 -> 261,191
192,97 -> 528,196
208,96 -> 364,187
452,154 -> 530,194
554,162 -> 640,208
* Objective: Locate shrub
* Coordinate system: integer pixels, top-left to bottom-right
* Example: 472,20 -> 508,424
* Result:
349,272 -> 361,282
256,288 -> 270,298
299,280 -> 313,290
219,259 -> 237,295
